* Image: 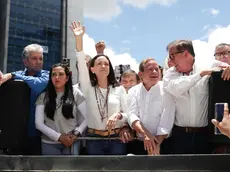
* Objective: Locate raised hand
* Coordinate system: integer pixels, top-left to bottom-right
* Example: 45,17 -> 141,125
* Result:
69,21 -> 85,52
69,21 -> 85,38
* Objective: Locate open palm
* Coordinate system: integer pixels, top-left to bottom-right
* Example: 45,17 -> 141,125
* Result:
69,21 -> 85,37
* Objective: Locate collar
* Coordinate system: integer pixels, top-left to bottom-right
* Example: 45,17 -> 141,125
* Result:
24,68 -> 42,77
141,81 -> 160,92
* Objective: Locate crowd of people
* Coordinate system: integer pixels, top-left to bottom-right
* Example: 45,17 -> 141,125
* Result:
1,21 -> 230,156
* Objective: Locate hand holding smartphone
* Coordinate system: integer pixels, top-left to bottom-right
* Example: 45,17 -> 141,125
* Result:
215,103 -> 227,135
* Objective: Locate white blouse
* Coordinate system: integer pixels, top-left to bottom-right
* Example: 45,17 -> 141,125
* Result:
76,51 -> 127,130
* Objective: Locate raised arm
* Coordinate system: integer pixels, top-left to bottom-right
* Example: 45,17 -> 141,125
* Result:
69,21 -> 90,96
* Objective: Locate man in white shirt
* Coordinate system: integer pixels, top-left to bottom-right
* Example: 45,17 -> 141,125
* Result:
163,40 -> 230,154
127,58 -> 175,155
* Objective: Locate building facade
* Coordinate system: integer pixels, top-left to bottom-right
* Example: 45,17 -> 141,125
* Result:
0,0 -> 83,84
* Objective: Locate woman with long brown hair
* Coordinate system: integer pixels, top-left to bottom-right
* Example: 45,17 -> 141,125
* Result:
70,21 -> 128,155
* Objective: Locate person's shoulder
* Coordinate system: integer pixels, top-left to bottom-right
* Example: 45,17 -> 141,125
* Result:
158,81 -> 163,87
110,85 -> 126,95
13,70 -> 25,75
157,81 -> 164,95
36,91 -> 46,104
128,83 -> 142,95
41,70 -> 50,74
39,70 -> 49,78
73,84 -> 84,96
166,67 -> 177,74
73,84 -> 81,93
39,91 -> 46,97
73,83 -> 80,89
211,59 -> 229,67
163,67 -> 179,78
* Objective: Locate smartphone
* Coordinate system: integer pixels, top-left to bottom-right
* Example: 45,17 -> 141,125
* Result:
214,103 -> 226,135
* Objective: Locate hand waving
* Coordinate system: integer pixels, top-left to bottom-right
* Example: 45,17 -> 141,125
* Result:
69,21 -> 85,38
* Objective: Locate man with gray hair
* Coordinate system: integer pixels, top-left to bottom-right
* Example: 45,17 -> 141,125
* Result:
0,44 -> 49,155
214,43 -> 230,65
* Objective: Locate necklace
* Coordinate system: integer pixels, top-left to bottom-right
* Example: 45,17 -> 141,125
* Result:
94,85 -> 110,122
56,95 -> 64,109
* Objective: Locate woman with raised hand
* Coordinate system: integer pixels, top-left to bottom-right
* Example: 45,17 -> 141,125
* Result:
70,21 -> 128,155
35,63 -> 87,155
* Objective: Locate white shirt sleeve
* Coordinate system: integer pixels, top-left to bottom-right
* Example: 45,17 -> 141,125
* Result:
163,68 -> 202,97
127,90 -> 140,127
35,105 -> 61,142
74,101 -> 88,135
119,86 -> 128,123
76,50 -> 91,97
157,91 -> 175,135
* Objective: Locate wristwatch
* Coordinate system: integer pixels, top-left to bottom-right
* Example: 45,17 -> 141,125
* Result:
72,130 -> 81,137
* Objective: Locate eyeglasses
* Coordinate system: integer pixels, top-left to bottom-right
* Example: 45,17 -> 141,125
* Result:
169,50 -> 184,60
214,51 -> 230,59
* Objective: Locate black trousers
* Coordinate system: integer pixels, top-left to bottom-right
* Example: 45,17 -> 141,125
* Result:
5,136 -> 41,155
127,139 -> 171,155
169,125 -> 212,154
127,140 -> 148,155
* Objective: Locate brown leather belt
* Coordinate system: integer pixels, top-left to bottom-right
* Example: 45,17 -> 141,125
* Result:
173,125 -> 208,133
88,128 -> 120,136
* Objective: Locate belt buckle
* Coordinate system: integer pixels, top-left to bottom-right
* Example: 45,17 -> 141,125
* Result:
185,127 -> 190,133
101,131 -> 106,137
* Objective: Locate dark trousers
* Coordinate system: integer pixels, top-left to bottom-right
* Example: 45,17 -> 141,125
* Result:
6,136 -> 41,155
127,140 -> 147,155
87,133 -> 126,155
127,139 -> 171,155
160,137 -> 173,154
169,125 -> 212,154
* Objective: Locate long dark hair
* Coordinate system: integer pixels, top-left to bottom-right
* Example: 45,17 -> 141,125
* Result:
89,54 -> 119,87
44,63 -> 74,120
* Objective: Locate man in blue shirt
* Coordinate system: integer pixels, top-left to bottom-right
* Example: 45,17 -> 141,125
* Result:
0,44 -> 49,155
